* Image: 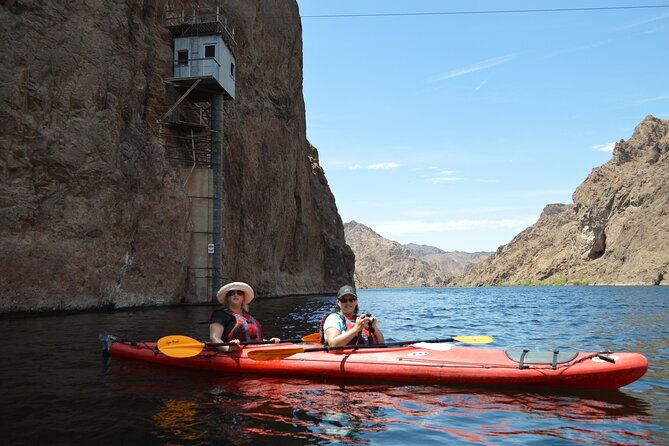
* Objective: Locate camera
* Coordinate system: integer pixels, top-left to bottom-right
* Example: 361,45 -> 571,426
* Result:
361,312 -> 375,324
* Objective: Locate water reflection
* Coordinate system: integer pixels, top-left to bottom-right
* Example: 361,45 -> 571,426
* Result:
112,358 -> 652,445
153,400 -> 205,444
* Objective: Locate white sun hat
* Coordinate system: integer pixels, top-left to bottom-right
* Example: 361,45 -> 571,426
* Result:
216,281 -> 255,305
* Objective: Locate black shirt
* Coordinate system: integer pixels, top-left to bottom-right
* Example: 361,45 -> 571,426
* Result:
210,308 -> 236,339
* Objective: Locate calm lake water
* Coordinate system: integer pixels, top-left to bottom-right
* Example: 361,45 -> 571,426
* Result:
2,286 -> 668,445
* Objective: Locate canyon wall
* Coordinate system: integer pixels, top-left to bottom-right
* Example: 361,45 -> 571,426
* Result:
0,0 -> 353,312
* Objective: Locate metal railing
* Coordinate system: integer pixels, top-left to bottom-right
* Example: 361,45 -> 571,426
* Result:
174,57 -> 222,69
164,6 -> 236,44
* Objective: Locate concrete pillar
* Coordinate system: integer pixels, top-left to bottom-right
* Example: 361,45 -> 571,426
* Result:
183,169 -> 213,302
210,94 -> 224,300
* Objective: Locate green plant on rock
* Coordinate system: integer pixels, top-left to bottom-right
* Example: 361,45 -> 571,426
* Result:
500,276 -> 590,286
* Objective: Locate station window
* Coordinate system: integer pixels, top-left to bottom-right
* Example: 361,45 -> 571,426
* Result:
177,50 -> 188,66
205,45 -> 215,58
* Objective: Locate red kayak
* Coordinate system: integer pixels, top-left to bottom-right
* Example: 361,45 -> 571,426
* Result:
103,335 -> 648,390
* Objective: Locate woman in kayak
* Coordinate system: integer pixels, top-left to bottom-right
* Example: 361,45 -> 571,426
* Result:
209,281 -> 279,352
322,285 -> 384,347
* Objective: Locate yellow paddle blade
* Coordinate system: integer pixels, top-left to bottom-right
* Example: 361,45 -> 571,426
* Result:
248,347 -> 306,361
301,332 -> 321,343
157,335 -> 206,358
453,335 -> 493,344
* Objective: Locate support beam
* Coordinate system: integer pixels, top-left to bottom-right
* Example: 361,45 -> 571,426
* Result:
160,78 -> 202,122
210,94 -> 225,300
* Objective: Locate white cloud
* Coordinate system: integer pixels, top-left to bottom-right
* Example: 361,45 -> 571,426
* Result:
510,188 -> 575,199
458,206 -> 522,214
372,217 -> 538,235
593,142 -> 615,152
402,209 -> 442,218
637,95 -> 669,104
643,24 -> 668,34
546,40 -> 612,59
348,164 -> 362,169
368,162 -> 400,170
426,176 -> 463,184
433,54 -> 516,81
425,168 -> 462,183
474,80 -> 487,91
399,206 -> 521,219
620,12 -> 669,30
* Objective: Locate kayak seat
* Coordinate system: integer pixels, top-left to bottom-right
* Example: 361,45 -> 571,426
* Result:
506,349 -> 579,370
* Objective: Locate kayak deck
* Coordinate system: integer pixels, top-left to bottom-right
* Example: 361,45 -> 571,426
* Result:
106,338 -> 648,390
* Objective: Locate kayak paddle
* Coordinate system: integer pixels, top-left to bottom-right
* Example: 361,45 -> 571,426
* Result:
301,332 -> 321,343
157,334 -> 319,358
248,336 -> 494,361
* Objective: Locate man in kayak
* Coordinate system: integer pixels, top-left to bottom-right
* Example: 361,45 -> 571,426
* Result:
322,285 -> 384,347
209,281 -> 279,352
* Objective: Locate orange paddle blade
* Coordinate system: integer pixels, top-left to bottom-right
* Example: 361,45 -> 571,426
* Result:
248,347 -> 307,361
157,335 -> 206,358
301,332 -> 321,343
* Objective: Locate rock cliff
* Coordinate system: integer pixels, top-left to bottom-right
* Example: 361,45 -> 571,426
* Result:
452,116 -> 669,286
0,0 -> 353,312
216,2 -> 353,297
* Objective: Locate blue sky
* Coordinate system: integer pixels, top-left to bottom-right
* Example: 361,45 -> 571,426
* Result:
296,0 -> 669,252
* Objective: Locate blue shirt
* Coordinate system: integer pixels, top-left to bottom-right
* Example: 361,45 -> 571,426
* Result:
322,313 -> 347,343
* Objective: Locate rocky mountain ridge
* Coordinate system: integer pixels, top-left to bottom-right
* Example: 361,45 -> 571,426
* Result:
451,116 -> 669,286
344,221 -> 489,288
404,244 -> 491,278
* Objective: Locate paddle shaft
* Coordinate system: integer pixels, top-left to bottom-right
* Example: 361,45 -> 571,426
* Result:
246,336 -> 494,360
206,338 -> 305,348
295,337 -> 460,354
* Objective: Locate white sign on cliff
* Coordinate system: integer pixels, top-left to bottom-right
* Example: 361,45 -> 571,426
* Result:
207,244 -> 215,254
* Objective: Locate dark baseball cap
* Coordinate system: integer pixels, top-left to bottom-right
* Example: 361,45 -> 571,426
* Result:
337,285 -> 357,300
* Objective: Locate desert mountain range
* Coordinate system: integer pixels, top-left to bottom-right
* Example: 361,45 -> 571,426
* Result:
346,116 -> 668,287
344,221 -> 489,288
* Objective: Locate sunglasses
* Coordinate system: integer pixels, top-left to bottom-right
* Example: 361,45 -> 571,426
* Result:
339,297 -> 357,303
227,290 -> 244,297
